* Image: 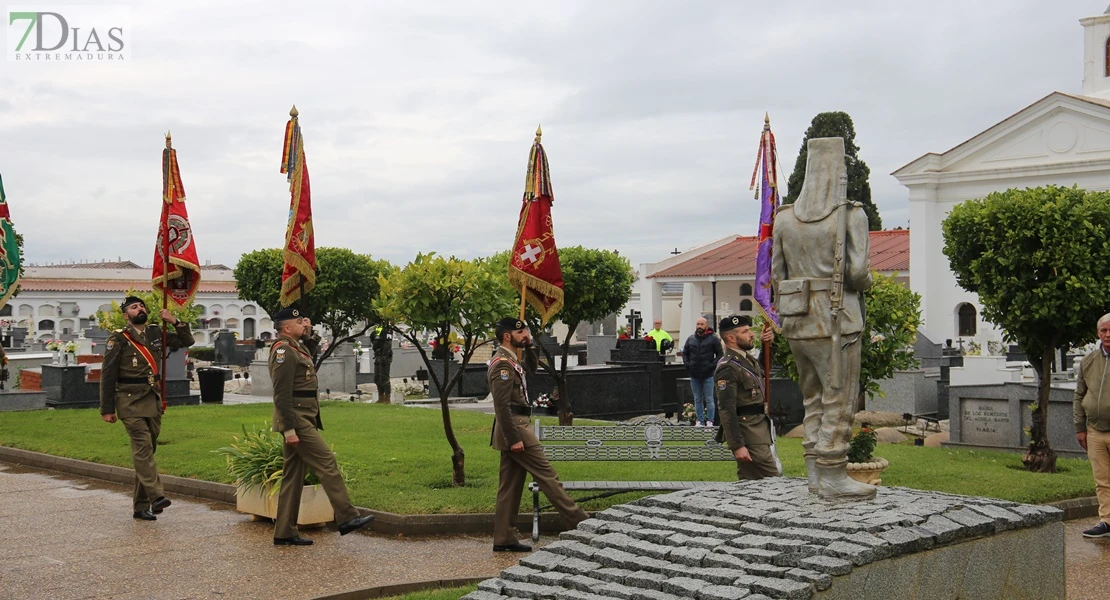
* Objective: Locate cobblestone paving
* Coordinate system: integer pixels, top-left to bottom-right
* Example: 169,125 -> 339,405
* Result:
464,478 -> 1063,600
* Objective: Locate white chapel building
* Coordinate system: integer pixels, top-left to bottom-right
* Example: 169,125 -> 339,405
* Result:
892,7 -> 1110,350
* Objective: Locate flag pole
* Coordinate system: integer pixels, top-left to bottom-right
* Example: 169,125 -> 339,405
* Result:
160,132 -> 172,412
519,282 -> 528,320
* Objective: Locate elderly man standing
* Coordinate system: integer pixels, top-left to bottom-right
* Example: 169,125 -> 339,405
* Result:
269,307 -> 374,546
646,319 -> 673,353
1075,313 -> 1110,538
99,295 -> 194,520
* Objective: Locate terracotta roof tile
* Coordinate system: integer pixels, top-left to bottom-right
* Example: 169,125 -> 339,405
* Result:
649,229 -> 908,278
17,279 -> 238,293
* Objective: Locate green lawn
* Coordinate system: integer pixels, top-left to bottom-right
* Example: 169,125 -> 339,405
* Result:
0,402 -> 1095,512
383,585 -> 476,600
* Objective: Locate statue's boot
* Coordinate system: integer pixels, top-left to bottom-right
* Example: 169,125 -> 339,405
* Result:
817,464 -> 876,501
805,457 -> 819,493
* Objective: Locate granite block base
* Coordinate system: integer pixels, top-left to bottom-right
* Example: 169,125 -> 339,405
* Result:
466,479 -> 1064,600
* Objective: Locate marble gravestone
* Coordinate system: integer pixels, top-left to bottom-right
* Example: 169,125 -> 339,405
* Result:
466,480 -> 1064,600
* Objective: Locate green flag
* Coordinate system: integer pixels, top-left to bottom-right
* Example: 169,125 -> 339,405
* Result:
0,173 -> 21,309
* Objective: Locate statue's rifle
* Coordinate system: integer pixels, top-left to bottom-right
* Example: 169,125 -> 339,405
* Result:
828,168 -> 849,390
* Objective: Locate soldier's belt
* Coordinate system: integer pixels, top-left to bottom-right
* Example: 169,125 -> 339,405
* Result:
736,404 -> 765,416
510,405 -> 532,416
118,376 -> 158,384
293,391 -> 318,399
802,278 -> 834,291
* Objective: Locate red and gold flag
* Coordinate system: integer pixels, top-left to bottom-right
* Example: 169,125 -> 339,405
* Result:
151,134 -> 201,307
279,105 -> 316,307
508,126 -> 564,324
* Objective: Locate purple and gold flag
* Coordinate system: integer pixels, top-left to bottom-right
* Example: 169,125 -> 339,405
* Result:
750,114 -> 780,330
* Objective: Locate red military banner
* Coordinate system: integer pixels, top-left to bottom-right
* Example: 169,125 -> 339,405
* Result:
151,134 -> 201,307
279,105 -> 316,307
508,126 -> 564,324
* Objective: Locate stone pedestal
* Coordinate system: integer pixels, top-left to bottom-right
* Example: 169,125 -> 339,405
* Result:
467,480 -> 1064,600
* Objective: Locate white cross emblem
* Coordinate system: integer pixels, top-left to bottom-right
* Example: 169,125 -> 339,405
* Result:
520,244 -> 542,264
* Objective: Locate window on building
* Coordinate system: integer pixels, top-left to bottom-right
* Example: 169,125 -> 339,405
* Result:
740,283 -> 753,297
0,305 -> 10,317
958,303 -> 977,337
1105,36 -> 1110,76
740,299 -> 753,312
38,319 -> 55,331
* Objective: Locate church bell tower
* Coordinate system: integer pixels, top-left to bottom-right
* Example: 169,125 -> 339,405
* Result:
1080,5 -> 1110,98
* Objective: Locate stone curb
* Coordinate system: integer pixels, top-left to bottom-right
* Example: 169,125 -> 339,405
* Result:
1046,495 -> 1101,521
311,577 -> 482,600
0,446 -> 571,535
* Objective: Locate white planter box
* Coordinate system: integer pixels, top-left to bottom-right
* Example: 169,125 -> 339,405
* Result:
235,484 -> 334,526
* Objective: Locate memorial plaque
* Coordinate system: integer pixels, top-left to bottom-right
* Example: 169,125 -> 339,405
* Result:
961,398 -> 1011,446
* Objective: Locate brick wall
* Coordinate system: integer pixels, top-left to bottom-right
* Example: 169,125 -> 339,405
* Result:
20,370 -> 41,391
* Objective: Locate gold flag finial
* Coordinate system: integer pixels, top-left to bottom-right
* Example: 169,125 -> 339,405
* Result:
764,112 -> 770,124
290,104 -> 299,118
535,124 -> 542,140
165,131 -> 172,148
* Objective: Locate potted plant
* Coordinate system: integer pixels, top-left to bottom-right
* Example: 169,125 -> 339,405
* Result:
846,424 -> 888,485
214,424 -> 345,526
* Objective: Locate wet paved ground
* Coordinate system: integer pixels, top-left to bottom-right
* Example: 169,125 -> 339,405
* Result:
0,462 -> 528,600
1,459 -> 1106,599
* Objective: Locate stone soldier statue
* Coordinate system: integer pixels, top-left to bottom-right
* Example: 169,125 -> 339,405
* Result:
268,307 -> 374,546
772,137 -> 875,501
99,295 -> 195,520
714,315 -> 781,480
488,317 -> 587,552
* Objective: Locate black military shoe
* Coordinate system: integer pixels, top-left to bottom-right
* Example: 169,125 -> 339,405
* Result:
338,514 -> 375,536
132,510 -> 157,521
493,542 -> 533,552
151,497 -> 171,514
273,536 -> 314,546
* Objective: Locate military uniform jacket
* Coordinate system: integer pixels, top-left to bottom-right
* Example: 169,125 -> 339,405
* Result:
269,335 -> 323,433
99,322 -> 195,418
714,348 -> 772,451
488,346 -> 540,451
770,203 -> 872,340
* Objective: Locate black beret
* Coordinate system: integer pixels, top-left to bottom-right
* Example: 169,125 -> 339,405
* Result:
122,296 -> 146,310
718,315 -> 751,333
496,317 -> 526,331
272,307 -> 302,322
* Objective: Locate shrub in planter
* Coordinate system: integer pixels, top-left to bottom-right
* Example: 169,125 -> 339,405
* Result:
190,346 -> 216,362
214,424 -> 350,524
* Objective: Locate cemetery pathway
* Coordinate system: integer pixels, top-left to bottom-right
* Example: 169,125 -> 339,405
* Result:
0,462 -> 529,600
1,459 -> 1106,599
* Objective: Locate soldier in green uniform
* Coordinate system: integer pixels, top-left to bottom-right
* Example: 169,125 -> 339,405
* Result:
268,307 -> 374,546
488,318 -> 587,552
99,295 -> 195,520
714,315 -> 781,480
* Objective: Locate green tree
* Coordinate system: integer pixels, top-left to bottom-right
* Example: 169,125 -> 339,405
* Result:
233,247 -> 389,368
758,272 -> 921,411
95,288 -> 201,331
784,111 -> 882,230
942,185 -> 1110,473
491,246 -> 635,424
374,253 -> 516,486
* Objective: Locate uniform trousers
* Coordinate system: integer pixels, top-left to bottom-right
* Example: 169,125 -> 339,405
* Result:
787,337 -> 862,467
494,445 -> 587,545
734,416 -> 781,481
122,416 -> 164,512
275,424 -> 361,539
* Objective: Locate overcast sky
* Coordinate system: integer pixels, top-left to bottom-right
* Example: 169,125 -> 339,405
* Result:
0,0 -> 1099,272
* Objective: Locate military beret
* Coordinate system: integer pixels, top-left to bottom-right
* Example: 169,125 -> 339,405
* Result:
121,296 -> 146,310
718,315 -> 751,333
496,317 -> 526,331
272,307 -> 302,323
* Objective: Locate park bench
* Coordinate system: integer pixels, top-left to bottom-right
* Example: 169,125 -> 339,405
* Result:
528,418 -> 734,541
